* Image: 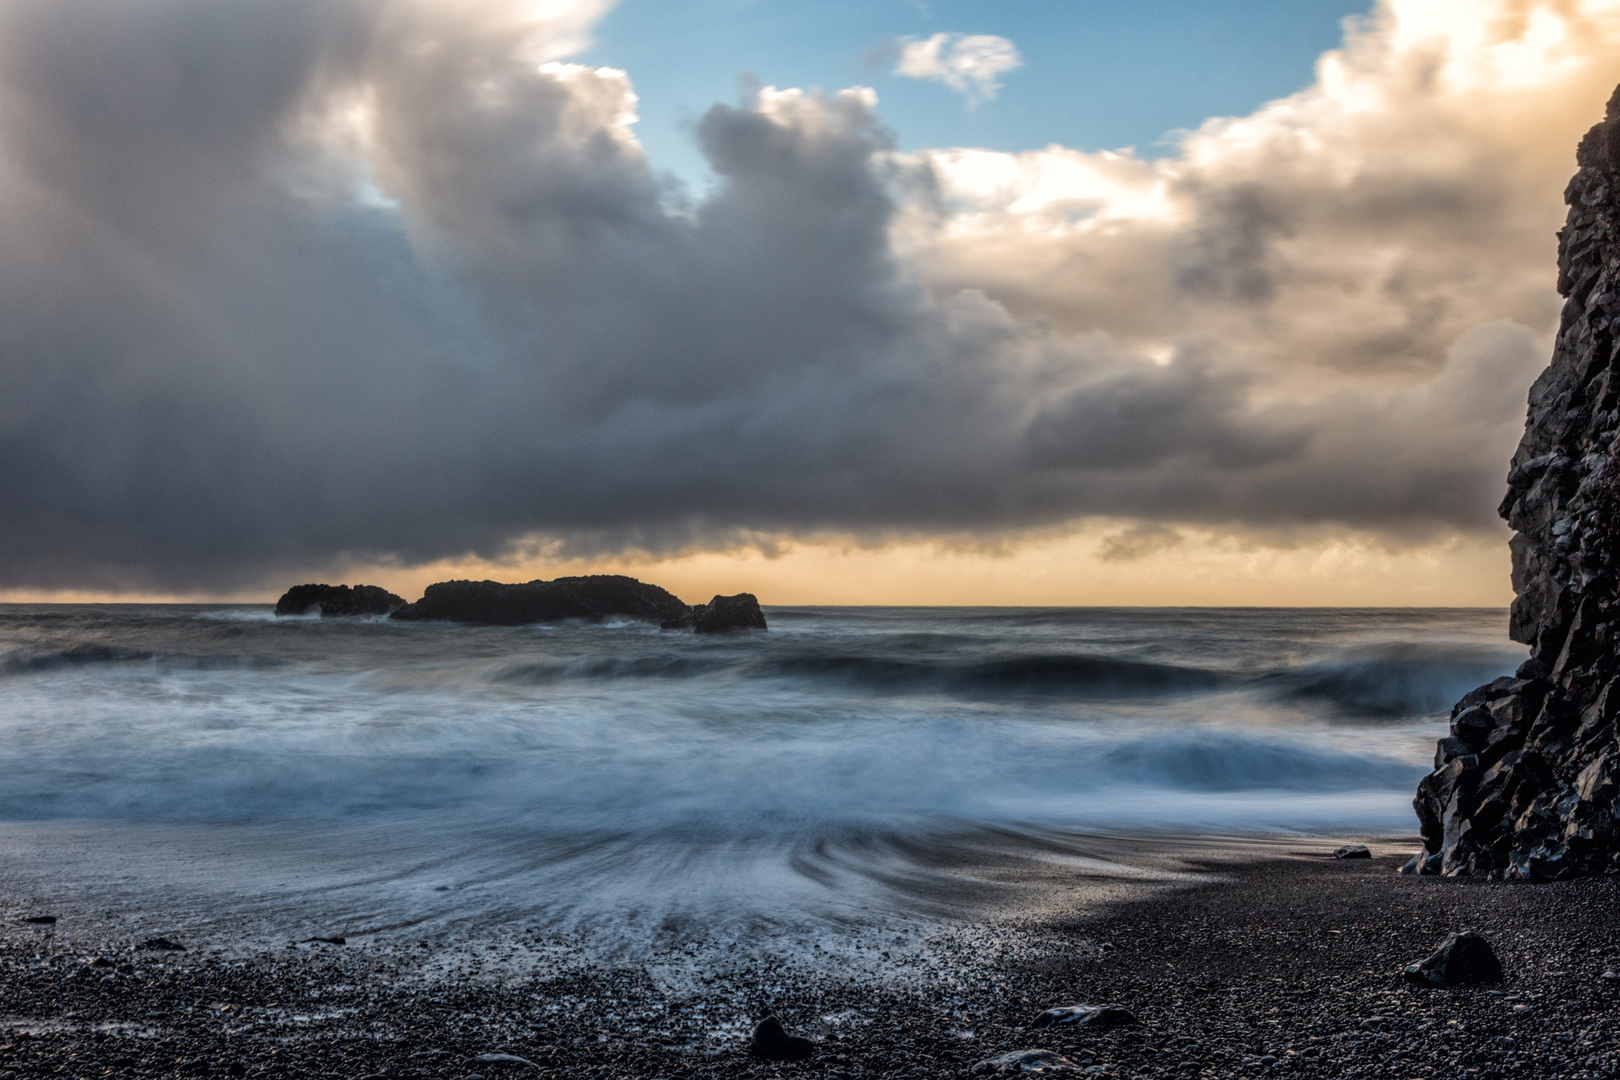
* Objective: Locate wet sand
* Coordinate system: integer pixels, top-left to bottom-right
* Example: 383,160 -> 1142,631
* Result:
2,837 -> 1617,1079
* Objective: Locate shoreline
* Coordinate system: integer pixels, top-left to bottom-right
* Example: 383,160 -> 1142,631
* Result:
4,837 -> 1617,1078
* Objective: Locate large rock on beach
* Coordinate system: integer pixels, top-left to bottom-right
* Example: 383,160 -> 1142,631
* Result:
748,1016 -> 814,1061
390,575 -> 691,626
1412,84 -> 1620,880
274,583 -> 405,617
1403,931 -> 1504,988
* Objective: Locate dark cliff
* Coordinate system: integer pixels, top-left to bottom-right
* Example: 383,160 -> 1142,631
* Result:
1412,86 -> 1620,880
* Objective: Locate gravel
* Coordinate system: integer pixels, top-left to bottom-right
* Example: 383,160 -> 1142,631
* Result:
2,845 -> 1618,1078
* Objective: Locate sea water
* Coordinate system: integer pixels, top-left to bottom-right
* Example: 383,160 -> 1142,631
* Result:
0,605 -> 1521,948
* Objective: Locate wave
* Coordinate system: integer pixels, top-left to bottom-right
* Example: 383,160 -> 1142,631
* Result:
1263,643 -> 1521,717
753,653 -> 1225,698
0,644 -> 276,678
1092,731 -> 1421,792
493,650 -> 1225,699
0,644 -> 157,674
496,655 -> 730,684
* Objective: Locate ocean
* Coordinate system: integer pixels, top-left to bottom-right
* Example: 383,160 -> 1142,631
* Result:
0,605 -> 1521,953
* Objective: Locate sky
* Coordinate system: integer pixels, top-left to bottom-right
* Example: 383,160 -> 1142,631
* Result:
0,0 -> 1617,606
577,1 -> 1367,192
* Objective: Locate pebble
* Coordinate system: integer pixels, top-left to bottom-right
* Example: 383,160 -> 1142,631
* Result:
1333,845 -> 1371,860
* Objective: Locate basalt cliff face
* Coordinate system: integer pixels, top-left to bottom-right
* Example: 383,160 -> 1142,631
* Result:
1412,86 -> 1620,881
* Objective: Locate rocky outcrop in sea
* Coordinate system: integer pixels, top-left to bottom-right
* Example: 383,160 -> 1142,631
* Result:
389,575 -> 692,626
376,575 -> 767,632
1412,85 -> 1620,880
660,592 -> 769,633
273,583 -> 406,617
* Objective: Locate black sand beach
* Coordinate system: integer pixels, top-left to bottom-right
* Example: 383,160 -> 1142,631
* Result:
3,839 -> 1617,1079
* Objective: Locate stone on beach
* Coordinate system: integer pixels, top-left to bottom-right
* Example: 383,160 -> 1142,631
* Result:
748,1016 -> 814,1061
1332,845 -> 1371,859
971,1048 -> 1084,1075
1031,1004 -> 1138,1029
1402,931 -> 1503,988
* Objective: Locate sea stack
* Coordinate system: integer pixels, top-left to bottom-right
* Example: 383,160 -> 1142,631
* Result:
389,576 -> 691,626
1412,85 -> 1620,880
386,575 -> 766,631
274,583 -> 406,617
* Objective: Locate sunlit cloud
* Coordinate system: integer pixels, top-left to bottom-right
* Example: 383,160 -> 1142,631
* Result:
894,32 -> 1022,104
0,0 -> 1615,597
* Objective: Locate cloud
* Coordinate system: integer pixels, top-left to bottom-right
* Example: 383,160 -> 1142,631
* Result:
894,32 -> 1022,104
0,0 -> 1614,592
1098,524 -> 1183,563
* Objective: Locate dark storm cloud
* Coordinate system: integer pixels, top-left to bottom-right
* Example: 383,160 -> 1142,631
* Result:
0,0 -> 1579,590
1023,347 -> 1308,471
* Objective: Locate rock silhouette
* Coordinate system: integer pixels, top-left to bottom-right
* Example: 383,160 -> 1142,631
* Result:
660,592 -> 768,633
748,1016 -> 813,1061
274,583 -> 405,617
389,576 -> 690,626
274,575 -> 769,632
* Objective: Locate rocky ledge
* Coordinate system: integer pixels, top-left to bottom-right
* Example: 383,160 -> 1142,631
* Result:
273,583 -> 406,618
1411,85 -> 1620,880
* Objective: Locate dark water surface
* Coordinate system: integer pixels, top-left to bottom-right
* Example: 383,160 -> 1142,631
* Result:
0,605 -> 1519,944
